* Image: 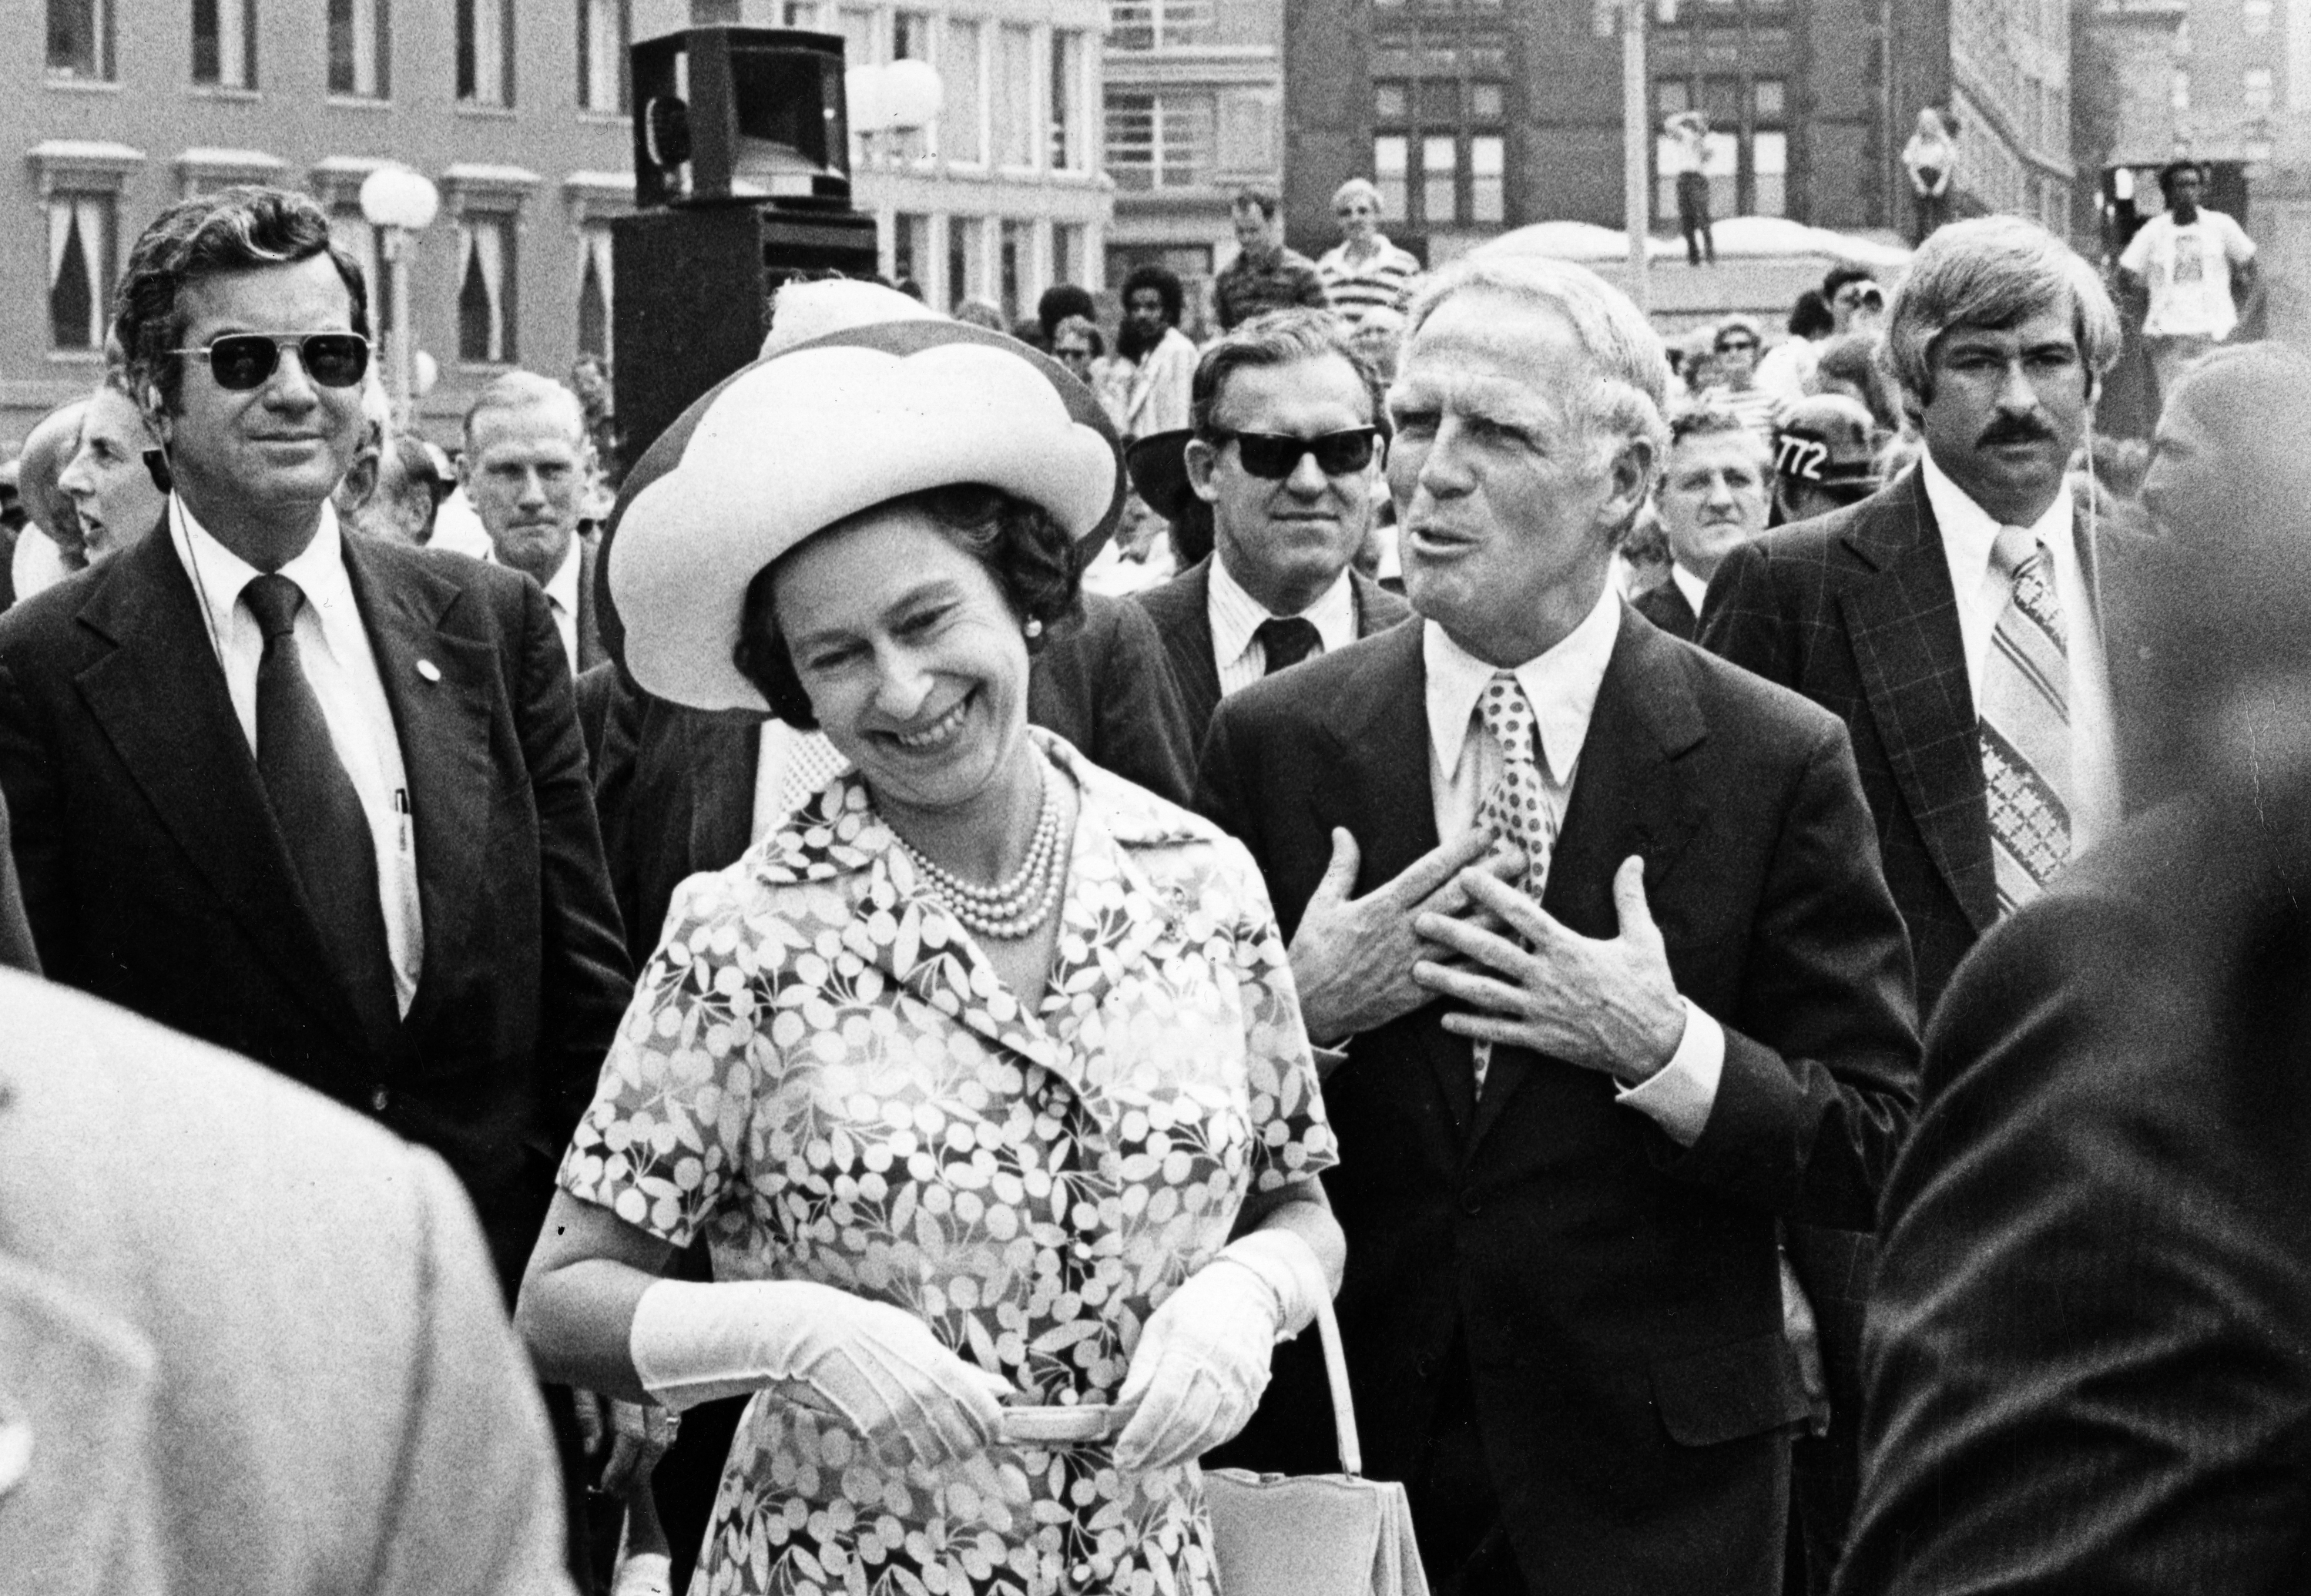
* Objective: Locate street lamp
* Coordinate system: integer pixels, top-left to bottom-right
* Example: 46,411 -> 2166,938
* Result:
358,165 -> 440,429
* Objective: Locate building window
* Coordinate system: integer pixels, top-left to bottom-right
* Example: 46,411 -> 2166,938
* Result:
2172,71 -> 2191,113
329,0 -> 389,98
1050,31 -> 1088,171
1753,129 -> 1787,217
1105,91 -> 1215,190
49,193 -> 113,351
1471,82 -> 1504,122
995,25 -> 1038,168
941,18 -> 984,164
1375,81 -> 1407,120
193,0 -> 257,89
457,0 -> 514,107
575,225 -> 613,360
782,2 -> 823,22
1422,137 -> 1457,226
46,0 -> 112,79
2244,66 -> 2275,113
1105,2 -> 1214,51
1471,135 -> 1505,223
578,0 -> 628,112
1053,222 -> 1085,288
2244,0 -> 2272,36
1375,136 -> 1409,222
999,219 -> 1028,323
948,216 -> 984,311
457,214 -> 517,364
892,212 -> 930,290
893,9 -> 931,59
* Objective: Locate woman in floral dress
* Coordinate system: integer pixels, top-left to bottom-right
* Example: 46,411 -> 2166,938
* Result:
518,313 -> 1342,1596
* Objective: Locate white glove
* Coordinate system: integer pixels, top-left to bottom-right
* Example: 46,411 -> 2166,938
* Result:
1113,1229 -> 1322,1472
629,1279 -> 1011,1468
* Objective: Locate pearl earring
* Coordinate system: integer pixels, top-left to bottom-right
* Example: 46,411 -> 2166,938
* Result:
1025,618 -> 1045,639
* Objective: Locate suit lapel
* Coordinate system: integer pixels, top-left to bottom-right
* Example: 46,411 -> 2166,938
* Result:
340,536 -> 498,1031
575,536 -> 606,672
1169,560 -> 1224,735
1465,609 -> 1708,1155
72,531 -> 373,1059
686,712 -> 761,875
1839,472 -> 1997,932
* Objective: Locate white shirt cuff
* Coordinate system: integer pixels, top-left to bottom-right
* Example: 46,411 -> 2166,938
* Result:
1613,999 -> 1724,1147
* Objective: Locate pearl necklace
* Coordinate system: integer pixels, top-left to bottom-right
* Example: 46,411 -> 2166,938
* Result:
886,775 -> 1065,940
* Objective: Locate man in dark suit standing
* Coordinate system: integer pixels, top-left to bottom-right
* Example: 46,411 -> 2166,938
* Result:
1699,214 -> 2159,1592
0,185 -> 632,1579
1838,345 -> 2311,1595
1137,308 -> 1408,749
1197,255 -> 1917,1596
1635,404 -> 1774,642
463,370 -> 608,678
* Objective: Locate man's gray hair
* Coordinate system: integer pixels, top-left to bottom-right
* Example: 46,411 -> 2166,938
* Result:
1883,215 -> 2122,409
1403,253 -> 1672,474
461,369 -> 587,451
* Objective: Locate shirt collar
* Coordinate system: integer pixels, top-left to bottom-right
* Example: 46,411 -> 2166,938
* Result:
540,535 -> 582,615
1671,563 -> 1709,617
1424,581 -> 1622,786
172,495 -> 357,648
1207,552 -> 1359,665
1920,447 -> 2076,588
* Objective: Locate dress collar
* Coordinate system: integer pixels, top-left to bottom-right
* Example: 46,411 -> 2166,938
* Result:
1423,581 -> 1622,786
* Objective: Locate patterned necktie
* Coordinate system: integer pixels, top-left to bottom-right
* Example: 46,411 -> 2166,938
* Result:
1471,671 -> 1559,1095
241,573 -> 399,1048
1978,526 -> 2072,915
1253,615 -> 1323,676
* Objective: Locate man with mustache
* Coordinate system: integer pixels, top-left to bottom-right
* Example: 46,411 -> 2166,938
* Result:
1636,406 -> 1773,641
1699,214 -> 2165,1594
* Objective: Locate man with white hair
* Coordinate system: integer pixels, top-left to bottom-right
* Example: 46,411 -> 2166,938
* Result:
1699,213 -> 2165,1594
1316,177 -> 1424,330
1196,254 -> 1918,1596
462,371 -> 605,676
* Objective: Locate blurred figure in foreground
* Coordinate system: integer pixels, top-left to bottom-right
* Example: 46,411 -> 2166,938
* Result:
1836,343 -> 2311,1596
345,433 -> 447,545
0,959 -> 572,1595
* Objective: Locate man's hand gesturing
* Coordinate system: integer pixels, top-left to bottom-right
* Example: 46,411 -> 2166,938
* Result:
1290,827 -> 1525,1047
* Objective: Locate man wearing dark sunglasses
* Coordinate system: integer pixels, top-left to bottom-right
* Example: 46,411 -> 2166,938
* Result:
1136,308 -> 1408,750
0,184 -> 631,1590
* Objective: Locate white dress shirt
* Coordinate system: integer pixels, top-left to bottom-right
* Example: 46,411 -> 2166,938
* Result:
1670,562 -> 1709,621
171,498 -> 423,1013
1423,585 -> 1725,1145
538,537 -> 583,677
1920,453 -> 2120,852
1209,554 -> 1359,698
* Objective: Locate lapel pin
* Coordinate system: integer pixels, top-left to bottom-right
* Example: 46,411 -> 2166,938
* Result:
415,659 -> 441,683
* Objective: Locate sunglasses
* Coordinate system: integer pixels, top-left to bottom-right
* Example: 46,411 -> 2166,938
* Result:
1716,338 -> 1759,354
1835,287 -> 1885,310
167,331 -> 372,391
1211,427 -> 1383,479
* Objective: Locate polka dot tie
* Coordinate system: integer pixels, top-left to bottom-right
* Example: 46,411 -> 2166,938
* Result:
1470,671 -> 1558,1095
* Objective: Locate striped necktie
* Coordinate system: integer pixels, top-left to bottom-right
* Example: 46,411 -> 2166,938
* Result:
1471,672 -> 1558,1095
1978,525 -> 2072,914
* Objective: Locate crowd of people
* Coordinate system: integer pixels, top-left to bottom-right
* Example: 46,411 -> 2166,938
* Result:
0,165 -> 2306,1596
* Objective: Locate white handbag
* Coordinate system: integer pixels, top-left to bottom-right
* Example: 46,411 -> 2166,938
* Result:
1199,1259 -> 1432,1596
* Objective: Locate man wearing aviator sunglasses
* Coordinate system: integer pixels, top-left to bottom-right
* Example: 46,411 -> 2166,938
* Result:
0,183 -> 631,1588
1136,308 -> 1409,750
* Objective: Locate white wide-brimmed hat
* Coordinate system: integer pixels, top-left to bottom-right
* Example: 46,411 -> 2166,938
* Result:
602,315 -> 1124,714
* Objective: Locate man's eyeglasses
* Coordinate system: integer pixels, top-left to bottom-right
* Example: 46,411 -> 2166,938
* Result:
1209,427 -> 1384,479
166,332 -> 372,391
1834,286 -> 1885,311
1715,338 -> 1759,355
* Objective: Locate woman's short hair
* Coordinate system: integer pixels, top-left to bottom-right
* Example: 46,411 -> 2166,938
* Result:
1191,308 -> 1385,439
114,184 -> 371,414
1882,215 -> 2121,411
1119,263 -> 1185,327
1332,177 -> 1384,212
1403,254 -> 1672,480
732,484 -> 1081,729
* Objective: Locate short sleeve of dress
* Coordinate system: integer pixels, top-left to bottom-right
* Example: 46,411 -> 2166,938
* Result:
1215,835 -> 1340,1192
556,870 -> 774,1249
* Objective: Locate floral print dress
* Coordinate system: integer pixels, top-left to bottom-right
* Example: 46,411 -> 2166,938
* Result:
559,733 -> 1337,1596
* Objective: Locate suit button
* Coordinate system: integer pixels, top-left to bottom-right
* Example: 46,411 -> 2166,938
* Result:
370,1086 -> 391,1114
1459,1190 -> 1482,1216
1416,1354 -> 1436,1379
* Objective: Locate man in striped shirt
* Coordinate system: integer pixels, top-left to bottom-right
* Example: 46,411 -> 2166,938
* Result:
1315,178 -> 1424,332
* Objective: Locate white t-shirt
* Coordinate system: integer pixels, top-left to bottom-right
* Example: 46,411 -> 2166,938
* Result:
2120,210 -> 2256,340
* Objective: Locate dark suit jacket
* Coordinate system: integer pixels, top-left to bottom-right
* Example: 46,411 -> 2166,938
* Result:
0,525 -> 634,1292
1699,467 -> 2165,1021
571,533 -> 608,675
1194,612 -> 1920,1596
1135,555 -> 1410,750
1632,573 -> 1700,641
592,589 -> 1199,968
1836,793 -> 2311,1595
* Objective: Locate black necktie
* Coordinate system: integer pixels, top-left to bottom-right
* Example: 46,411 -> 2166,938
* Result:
1254,615 -> 1323,676
242,573 -> 399,1048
